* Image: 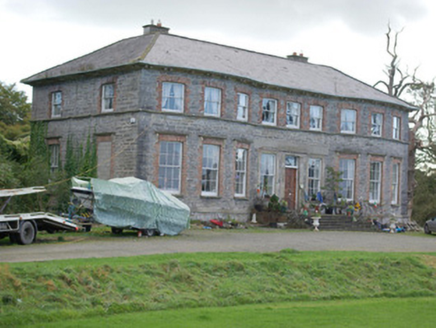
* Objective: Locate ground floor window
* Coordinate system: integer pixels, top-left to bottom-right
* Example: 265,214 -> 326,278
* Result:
260,153 -> 275,196
308,158 -> 321,197
202,144 -> 220,196
235,148 -> 247,197
339,159 -> 355,200
158,141 -> 182,194
49,144 -> 60,173
391,163 -> 400,204
369,161 -> 382,203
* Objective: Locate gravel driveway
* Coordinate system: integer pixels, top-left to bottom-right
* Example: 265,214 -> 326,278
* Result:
1,230 -> 436,263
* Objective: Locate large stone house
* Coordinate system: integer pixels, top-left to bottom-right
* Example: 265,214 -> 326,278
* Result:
22,23 -> 414,222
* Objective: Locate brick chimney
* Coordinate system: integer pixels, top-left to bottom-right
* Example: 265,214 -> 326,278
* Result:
287,52 -> 309,63
143,19 -> 170,35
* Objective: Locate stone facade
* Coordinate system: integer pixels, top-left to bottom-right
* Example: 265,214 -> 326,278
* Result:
24,25 -> 413,223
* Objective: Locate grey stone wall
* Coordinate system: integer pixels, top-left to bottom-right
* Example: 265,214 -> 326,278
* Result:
31,66 -> 411,223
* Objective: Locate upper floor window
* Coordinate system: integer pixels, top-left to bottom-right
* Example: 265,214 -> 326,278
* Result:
369,161 -> 382,203
341,109 -> 356,134
260,153 -> 275,196
371,113 -> 383,137
102,83 -> 114,112
235,148 -> 247,197
308,158 -> 321,197
262,98 -> 277,125
204,87 -> 221,117
339,159 -> 355,200
393,116 -> 400,140
162,82 -> 184,112
51,91 -> 62,118
158,141 -> 182,194
310,105 -> 323,131
237,93 -> 249,121
286,102 -> 300,128
202,144 -> 220,196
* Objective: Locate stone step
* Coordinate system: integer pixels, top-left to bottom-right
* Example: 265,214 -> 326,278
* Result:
315,215 -> 375,231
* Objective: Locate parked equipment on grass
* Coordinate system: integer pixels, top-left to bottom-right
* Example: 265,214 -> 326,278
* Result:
0,187 -> 78,245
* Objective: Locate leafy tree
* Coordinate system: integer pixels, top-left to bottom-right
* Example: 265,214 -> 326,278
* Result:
411,169 -> 436,225
0,81 -> 31,139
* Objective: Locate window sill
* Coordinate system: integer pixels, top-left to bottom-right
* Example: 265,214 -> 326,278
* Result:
234,196 -> 249,201
200,195 -> 221,199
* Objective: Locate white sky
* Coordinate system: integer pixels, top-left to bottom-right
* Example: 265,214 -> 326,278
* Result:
1,0 -> 435,100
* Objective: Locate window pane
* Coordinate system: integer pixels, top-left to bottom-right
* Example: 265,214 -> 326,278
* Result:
158,141 -> 182,193
371,113 -> 383,136
235,148 -> 247,196
202,144 -> 220,195
286,102 -> 300,128
341,109 -> 356,133
262,99 -> 277,125
162,82 -> 184,112
260,154 -> 275,196
308,158 -> 321,196
310,106 -> 322,130
369,162 -> 381,202
237,93 -> 248,121
339,159 -> 355,200
204,87 -> 221,116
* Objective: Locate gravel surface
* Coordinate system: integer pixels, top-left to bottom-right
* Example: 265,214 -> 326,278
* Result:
1,230 -> 436,263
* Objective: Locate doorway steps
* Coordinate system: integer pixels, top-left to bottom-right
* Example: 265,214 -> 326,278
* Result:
318,215 -> 375,231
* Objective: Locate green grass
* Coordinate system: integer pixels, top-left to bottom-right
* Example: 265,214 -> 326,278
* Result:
21,297 -> 436,328
1,251 -> 436,326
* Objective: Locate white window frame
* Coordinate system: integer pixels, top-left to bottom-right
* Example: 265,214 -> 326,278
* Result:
285,155 -> 298,168
162,82 -> 184,113
158,141 -> 182,194
339,159 -> 355,201
260,153 -> 275,196
310,105 -> 323,131
237,93 -> 249,121
286,102 -> 300,128
49,144 -> 60,173
340,109 -> 356,134
391,163 -> 400,205
262,98 -> 277,126
235,148 -> 247,197
51,91 -> 62,118
308,158 -> 321,197
393,116 -> 400,140
369,161 -> 382,203
102,83 -> 114,112
204,87 -> 221,117
202,144 -> 220,196
371,113 -> 383,137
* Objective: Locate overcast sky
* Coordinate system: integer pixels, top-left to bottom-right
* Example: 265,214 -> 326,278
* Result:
1,0 -> 435,100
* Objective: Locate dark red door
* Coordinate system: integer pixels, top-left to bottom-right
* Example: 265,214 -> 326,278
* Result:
285,168 -> 297,209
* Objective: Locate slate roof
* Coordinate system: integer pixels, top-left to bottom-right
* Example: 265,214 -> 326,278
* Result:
22,30 -> 414,110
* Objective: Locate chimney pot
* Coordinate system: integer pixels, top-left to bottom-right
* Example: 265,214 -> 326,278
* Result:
286,53 -> 309,63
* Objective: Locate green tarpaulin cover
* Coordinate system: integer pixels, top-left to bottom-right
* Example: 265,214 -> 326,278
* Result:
91,177 -> 190,236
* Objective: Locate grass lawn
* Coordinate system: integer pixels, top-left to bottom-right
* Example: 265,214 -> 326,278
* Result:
2,251 -> 436,326
21,297 -> 436,328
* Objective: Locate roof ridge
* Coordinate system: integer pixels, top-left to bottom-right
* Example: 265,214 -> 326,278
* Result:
135,32 -> 161,62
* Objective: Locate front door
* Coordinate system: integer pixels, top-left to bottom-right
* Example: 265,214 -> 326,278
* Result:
285,168 -> 297,209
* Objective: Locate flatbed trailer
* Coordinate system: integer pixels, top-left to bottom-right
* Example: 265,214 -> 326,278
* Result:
0,187 -> 78,245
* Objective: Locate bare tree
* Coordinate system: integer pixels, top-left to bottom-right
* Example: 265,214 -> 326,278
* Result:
373,25 -> 418,98
374,24 -> 436,218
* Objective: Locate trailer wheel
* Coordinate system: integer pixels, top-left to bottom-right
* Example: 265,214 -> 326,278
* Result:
17,221 -> 36,245
111,227 -> 123,234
